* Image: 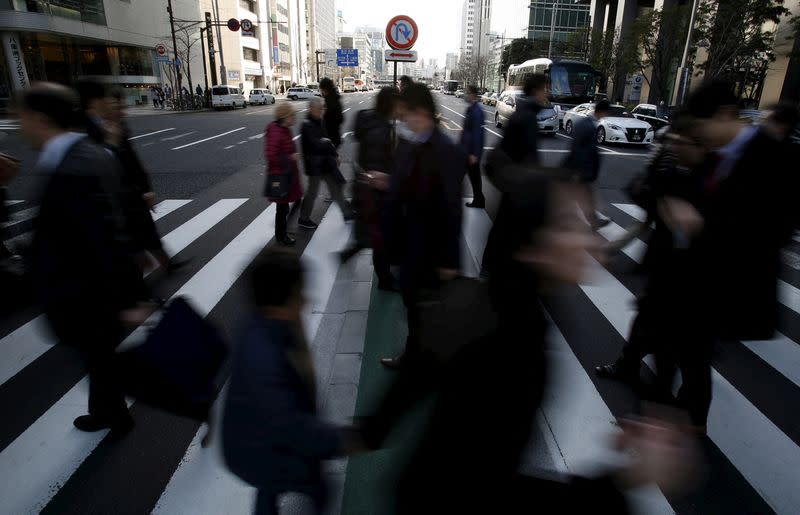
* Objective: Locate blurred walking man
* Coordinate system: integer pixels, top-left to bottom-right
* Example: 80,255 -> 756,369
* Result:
462,85 -> 485,208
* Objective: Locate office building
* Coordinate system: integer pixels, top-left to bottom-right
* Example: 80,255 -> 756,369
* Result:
0,0 -> 202,105
459,0 -> 491,61
306,0 -> 336,82
528,0 -> 590,55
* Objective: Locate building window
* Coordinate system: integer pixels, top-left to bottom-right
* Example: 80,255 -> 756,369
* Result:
24,0 -> 107,25
243,47 -> 258,61
239,0 -> 255,12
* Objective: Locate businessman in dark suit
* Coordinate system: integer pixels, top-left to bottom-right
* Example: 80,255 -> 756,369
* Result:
564,99 -> 610,229
19,83 -> 144,435
462,84 -> 486,208
377,83 -> 465,369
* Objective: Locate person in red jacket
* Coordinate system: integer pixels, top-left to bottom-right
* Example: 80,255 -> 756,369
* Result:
265,103 -> 303,246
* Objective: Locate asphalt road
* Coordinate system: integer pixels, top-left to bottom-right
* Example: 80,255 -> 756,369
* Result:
0,90 -> 653,206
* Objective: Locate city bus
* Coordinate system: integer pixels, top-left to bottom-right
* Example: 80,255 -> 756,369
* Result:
506,58 -> 598,124
443,80 -> 459,95
342,77 -> 356,93
374,79 -> 394,89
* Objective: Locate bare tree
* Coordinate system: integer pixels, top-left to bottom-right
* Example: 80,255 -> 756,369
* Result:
172,21 -> 203,98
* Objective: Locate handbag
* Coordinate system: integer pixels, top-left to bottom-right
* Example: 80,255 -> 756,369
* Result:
264,155 -> 295,199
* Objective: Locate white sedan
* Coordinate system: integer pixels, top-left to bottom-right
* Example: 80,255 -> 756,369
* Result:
562,103 -> 654,145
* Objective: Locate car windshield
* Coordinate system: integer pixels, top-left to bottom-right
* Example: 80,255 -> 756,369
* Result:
607,106 -> 631,118
212,87 -> 227,95
549,63 -> 596,102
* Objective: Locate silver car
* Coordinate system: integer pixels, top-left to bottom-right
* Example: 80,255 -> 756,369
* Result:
494,91 -> 558,135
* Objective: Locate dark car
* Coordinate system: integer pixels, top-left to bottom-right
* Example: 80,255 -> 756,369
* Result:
631,103 -> 670,131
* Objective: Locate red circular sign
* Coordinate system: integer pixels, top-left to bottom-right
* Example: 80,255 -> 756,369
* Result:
385,15 -> 418,50
227,18 -> 240,32
155,43 -> 167,56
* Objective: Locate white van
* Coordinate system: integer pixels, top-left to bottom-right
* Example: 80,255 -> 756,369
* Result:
211,86 -> 246,109
286,87 -> 316,100
249,89 -> 275,105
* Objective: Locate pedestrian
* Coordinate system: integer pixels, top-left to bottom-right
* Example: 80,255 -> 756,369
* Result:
159,88 -> 166,109
150,86 -> 159,109
19,83 -> 151,436
318,77 -> 344,148
480,73 -> 548,279
398,75 -> 412,94
461,84 -> 485,208
650,81 -> 800,433
563,98 -> 610,229
595,111 -> 706,383
195,83 -> 203,97
77,81 -> 182,274
222,249 -> 363,515
297,96 -> 353,229
341,87 -> 399,290
377,83 -> 465,369
264,103 -> 303,246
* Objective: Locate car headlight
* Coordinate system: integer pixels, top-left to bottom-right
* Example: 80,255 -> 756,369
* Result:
609,124 -> 623,131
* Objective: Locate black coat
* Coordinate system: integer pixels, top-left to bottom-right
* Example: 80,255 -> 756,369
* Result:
30,138 -> 138,316
300,115 -> 337,177
85,117 -> 161,252
563,115 -> 601,183
354,109 -> 393,173
500,97 -> 541,165
386,128 -> 465,292
688,129 -> 799,340
323,92 -> 344,147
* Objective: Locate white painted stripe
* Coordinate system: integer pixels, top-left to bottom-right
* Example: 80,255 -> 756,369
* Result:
581,237 -> 800,514
171,127 -> 245,150
358,100 -> 364,104
0,199 -> 245,388
4,200 -> 24,206
224,145 -> 235,150
342,108 -> 351,113
154,205 -> 351,515
151,199 -> 192,221
161,131 -> 196,141
129,128 -> 175,140
236,140 -> 247,145
292,134 -> 301,141
439,103 -> 465,118
248,133 -> 265,140
0,205 -> 277,514
0,206 -> 37,228
245,107 -> 272,116
612,203 -> 647,222
342,131 -> 353,139
778,280 -> 800,316
484,126 -> 502,138
742,333 -> 800,388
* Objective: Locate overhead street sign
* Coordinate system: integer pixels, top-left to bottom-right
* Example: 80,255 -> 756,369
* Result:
384,49 -> 418,62
385,15 -> 418,50
241,18 -> 254,37
227,18 -> 240,31
336,48 -> 359,67
155,43 -> 167,57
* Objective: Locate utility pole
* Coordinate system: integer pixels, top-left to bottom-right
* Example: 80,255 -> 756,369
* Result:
205,11 -> 218,86
213,0 -> 227,85
547,0 -> 560,59
166,0 -> 183,107
200,26 -> 209,100
315,50 -> 325,82
673,0 -> 700,105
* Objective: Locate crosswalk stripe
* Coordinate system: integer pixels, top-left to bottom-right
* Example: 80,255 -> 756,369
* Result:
611,203 -> 646,222
152,199 -> 192,221
0,200 -> 245,388
1,206 -> 38,229
742,333 -> 800,388
0,204 -> 277,514
154,204 -> 351,514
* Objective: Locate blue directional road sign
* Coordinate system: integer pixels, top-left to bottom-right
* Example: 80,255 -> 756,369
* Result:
336,48 -> 359,67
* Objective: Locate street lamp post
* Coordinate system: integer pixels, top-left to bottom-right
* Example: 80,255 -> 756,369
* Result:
166,0 -> 183,105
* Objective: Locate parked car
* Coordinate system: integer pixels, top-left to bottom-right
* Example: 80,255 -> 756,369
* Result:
631,103 -> 670,131
494,90 -> 557,135
286,87 -> 316,100
488,93 -> 498,106
562,103 -> 654,145
211,85 -> 246,110
248,89 -> 275,105
455,89 -> 465,98
481,92 -> 495,105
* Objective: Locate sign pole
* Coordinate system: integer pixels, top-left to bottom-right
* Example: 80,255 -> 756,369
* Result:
166,0 -> 183,107
393,61 -> 397,89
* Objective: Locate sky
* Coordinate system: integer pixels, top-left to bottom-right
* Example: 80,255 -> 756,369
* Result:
334,0 -> 463,66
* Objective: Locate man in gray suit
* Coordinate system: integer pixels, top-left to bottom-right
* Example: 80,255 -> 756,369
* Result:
564,99 -> 610,229
19,83 -> 147,436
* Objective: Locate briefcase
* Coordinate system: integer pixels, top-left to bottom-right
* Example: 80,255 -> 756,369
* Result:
417,277 -> 498,361
115,296 -> 228,421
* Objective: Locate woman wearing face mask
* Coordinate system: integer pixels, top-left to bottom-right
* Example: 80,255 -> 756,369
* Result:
265,103 -> 303,246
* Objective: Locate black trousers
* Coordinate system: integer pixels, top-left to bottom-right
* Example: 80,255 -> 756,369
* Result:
653,332 -> 714,426
47,307 -> 129,423
466,161 -> 484,203
275,203 -> 290,239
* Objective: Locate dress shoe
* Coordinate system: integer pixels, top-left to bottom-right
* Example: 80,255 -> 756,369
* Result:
277,235 -> 296,246
465,199 -> 485,209
592,219 -> 611,229
380,355 -> 405,370
298,218 -> 318,229
595,361 -> 639,382
74,414 -> 134,435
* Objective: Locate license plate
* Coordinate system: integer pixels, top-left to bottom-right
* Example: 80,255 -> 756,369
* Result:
632,135 -> 641,141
